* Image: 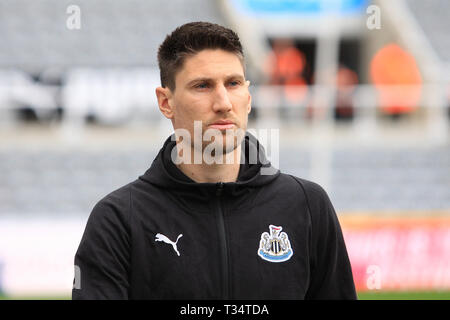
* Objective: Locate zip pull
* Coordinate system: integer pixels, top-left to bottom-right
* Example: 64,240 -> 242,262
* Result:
216,182 -> 224,196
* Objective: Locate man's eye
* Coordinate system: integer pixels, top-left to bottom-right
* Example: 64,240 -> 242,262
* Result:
195,83 -> 209,89
228,81 -> 240,87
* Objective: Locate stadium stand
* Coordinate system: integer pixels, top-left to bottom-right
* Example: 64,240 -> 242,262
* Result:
0,0 -> 448,216
0,0 -> 226,70
0,144 -> 449,217
0,0 -> 448,214
406,0 -> 450,64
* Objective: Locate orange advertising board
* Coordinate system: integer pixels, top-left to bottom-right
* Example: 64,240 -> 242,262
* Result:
339,213 -> 450,291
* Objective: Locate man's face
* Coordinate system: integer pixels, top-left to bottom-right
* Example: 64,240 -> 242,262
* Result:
163,49 -> 251,155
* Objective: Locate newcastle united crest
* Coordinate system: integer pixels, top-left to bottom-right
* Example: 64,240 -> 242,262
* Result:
258,225 -> 293,263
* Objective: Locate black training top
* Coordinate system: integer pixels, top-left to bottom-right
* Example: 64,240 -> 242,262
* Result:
72,133 -> 357,299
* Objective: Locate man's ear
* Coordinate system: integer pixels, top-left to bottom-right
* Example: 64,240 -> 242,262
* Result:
155,86 -> 174,119
246,80 -> 252,114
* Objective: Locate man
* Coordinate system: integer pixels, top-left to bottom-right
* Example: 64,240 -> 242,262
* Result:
72,22 -> 356,300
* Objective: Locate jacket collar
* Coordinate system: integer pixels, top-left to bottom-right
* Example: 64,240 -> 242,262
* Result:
139,131 -> 280,195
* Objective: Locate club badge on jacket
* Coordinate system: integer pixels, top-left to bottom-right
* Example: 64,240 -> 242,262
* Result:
258,225 -> 293,263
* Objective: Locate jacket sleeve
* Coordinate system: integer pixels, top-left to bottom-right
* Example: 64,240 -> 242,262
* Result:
296,178 -> 357,300
72,188 -> 131,300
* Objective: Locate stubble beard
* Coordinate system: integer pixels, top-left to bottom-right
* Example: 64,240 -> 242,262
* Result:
172,121 -> 247,165
196,123 -> 247,165
201,129 -> 244,155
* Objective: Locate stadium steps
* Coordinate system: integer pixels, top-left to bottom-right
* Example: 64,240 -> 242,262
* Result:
0,147 -> 449,216
0,0 -> 227,71
405,0 -> 450,64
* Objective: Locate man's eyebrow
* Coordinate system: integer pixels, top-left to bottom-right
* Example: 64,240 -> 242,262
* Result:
186,77 -> 213,87
186,74 -> 245,86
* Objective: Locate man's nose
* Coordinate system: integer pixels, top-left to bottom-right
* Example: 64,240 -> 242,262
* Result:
212,84 -> 232,112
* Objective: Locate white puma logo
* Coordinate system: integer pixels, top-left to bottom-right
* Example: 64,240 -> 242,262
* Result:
155,233 -> 183,256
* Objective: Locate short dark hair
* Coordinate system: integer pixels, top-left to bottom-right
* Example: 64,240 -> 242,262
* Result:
157,21 -> 245,91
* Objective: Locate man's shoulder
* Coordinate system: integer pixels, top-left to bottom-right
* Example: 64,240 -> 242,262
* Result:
88,180 -> 139,222
272,174 -> 335,224
96,181 -> 134,206
277,173 -> 328,198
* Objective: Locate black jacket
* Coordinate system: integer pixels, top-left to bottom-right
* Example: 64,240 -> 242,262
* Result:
72,133 -> 356,299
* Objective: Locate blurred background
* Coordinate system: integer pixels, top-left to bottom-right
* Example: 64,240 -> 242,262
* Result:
0,0 -> 449,299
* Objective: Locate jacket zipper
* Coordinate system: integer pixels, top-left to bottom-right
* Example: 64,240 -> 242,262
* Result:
215,182 -> 230,299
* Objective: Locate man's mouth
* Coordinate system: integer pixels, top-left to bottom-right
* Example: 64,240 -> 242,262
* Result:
208,120 -> 236,130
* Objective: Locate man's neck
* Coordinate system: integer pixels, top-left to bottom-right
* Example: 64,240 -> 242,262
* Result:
175,144 -> 242,183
